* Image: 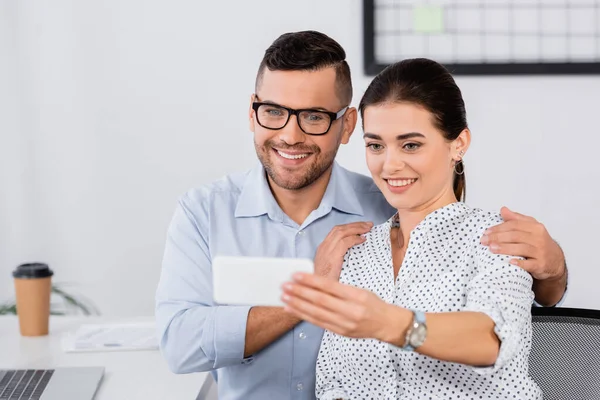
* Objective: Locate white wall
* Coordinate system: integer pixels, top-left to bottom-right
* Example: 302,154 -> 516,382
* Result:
1,0 -> 598,316
0,1 -> 35,304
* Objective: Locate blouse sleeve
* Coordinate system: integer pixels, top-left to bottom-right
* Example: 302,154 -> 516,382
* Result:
315,253 -> 352,400
463,213 -> 535,375
315,329 -> 349,400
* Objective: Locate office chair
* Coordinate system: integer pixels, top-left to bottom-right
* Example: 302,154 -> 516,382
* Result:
530,307 -> 600,400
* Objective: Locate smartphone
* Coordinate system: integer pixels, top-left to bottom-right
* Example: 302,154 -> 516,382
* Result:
212,255 -> 314,307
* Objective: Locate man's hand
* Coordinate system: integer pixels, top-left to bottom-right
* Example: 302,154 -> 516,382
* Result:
481,206 -> 567,307
481,206 -> 566,280
314,222 -> 373,280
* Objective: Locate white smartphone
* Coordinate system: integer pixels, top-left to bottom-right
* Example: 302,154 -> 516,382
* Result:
212,255 -> 314,307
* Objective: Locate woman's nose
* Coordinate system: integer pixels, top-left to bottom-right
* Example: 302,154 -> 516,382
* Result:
383,152 -> 406,173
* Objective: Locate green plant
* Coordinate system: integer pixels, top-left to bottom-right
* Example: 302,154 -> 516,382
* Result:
0,283 -> 100,316
0,303 -> 16,315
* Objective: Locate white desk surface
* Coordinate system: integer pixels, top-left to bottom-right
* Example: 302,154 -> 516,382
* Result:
0,316 -> 208,400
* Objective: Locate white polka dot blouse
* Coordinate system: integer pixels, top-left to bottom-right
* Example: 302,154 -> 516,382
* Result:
316,202 -> 542,399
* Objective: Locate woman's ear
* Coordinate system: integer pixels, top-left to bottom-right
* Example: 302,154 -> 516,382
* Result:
453,128 -> 471,159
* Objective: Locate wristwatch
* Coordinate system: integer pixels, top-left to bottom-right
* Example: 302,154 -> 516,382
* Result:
402,309 -> 427,351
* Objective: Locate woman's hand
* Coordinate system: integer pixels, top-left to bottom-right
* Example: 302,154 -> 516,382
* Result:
314,222 -> 373,281
281,272 -> 410,341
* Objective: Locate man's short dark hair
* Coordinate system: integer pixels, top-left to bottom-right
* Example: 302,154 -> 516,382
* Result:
255,31 -> 353,106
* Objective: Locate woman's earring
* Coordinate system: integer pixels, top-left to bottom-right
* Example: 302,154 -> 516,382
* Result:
454,151 -> 465,175
454,160 -> 465,175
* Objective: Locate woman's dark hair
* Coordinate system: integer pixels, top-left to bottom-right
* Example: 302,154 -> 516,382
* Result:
358,58 -> 468,201
256,31 -> 352,106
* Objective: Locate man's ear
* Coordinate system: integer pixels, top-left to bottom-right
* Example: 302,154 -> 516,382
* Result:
340,107 -> 358,145
248,94 -> 256,133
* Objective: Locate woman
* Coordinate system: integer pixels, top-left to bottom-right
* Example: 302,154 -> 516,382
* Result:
281,58 -> 542,399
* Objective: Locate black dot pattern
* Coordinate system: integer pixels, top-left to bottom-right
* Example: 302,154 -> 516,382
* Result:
316,202 -> 542,399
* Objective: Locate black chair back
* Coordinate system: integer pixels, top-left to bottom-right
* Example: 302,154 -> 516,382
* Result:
530,307 -> 600,400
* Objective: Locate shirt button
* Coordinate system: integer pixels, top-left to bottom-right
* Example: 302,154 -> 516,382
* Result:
297,230 -> 305,236
299,332 -> 307,339
296,383 -> 304,391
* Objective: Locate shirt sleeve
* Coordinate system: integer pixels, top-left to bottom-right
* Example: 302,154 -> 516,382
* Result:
533,264 -> 569,307
155,191 -> 251,374
315,253 -> 352,400
316,330 -> 349,400
463,215 -> 535,375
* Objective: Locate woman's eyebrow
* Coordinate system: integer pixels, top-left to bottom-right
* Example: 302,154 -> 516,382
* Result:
363,132 -> 425,140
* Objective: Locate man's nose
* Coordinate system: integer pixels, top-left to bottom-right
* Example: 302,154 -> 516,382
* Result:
277,115 -> 305,145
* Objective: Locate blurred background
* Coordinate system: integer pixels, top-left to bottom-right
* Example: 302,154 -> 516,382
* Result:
1,0 -> 598,317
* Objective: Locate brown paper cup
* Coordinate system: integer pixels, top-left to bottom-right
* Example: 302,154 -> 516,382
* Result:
13,263 -> 54,337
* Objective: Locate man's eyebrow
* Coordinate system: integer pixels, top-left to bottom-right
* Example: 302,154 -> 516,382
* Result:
255,98 -> 332,112
363,132 -> 425,140
255,98 -> 278,105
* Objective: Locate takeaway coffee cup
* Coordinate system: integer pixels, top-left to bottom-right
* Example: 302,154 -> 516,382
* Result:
12,263 -> 54,336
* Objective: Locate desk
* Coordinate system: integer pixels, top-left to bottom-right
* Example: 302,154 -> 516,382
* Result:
0,316 -> 209,400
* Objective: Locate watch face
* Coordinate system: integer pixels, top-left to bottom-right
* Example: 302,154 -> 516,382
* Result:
410,324 -> 427,346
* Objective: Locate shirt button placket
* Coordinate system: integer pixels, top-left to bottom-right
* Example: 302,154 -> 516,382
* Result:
293,228 -> 310,398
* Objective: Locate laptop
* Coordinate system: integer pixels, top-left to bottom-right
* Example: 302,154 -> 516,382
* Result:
0,367 -> 104,400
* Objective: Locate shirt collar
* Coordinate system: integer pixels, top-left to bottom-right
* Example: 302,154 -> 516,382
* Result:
387,201 -> 469,232
234,163 -> 282,219
318,162 -> 364,216
234,162 -> 364,219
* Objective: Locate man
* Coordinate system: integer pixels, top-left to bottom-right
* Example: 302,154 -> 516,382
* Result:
155,31 -> 567,399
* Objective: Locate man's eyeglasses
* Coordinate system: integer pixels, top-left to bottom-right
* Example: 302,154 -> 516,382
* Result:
252,99 -> 348,136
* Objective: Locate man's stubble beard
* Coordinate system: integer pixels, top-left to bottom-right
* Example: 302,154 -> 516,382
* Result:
255,139 -> 339,191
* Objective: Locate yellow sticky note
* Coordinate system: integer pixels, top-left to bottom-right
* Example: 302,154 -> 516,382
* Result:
413,5 -> 444,34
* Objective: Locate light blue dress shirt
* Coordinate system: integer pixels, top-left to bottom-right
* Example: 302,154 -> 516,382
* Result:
155,162 -> 395,400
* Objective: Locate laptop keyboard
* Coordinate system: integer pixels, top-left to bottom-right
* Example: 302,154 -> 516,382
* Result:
0,370 -> 54,400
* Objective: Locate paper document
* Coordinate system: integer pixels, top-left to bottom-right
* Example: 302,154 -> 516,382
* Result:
62,322 -> 159,353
